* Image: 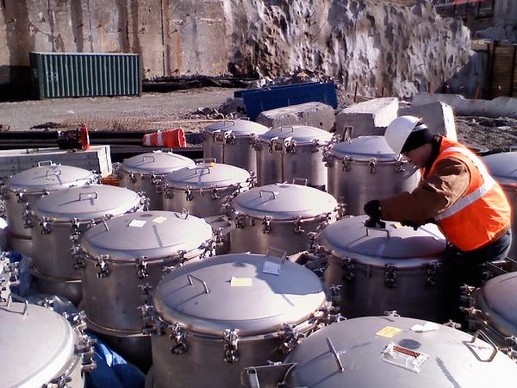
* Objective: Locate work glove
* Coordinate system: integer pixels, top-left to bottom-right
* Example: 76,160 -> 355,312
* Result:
363,200 -> 381,219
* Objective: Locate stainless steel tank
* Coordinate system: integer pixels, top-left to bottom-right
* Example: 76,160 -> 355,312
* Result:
317,215 -> 447,322
324,136 -> 420,215
466,272 -> 517,357
30,185 -> 145,305
482,151 -> 517,260
78,210 -> 214,370
202,119 -> 269,172
118,151 -> 195,210
1,162 -> 97,257
0,294 -> 95,387
144,252 -> 333,388
161,160 -> 253,218
227,183 -> 340,256
254,125 -> 334,189
242,315 -> 517,388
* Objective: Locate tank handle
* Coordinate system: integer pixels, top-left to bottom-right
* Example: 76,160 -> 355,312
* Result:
141,154 -> 156,162
467,329 -> 498,362
510,144 -> 517,152
279,126 -> 295,133
266,247 -> 287,262
259,189 -> 277,200
37,160 -> 55,167
326,337 -> 345,372
187,274 -> 210,294
79,191 -> 99,201
291,177 -> 308,186
45,167 -> 62,177
0,293 -> 28,315
195,158 -> 217,165
365,227 -> 390,238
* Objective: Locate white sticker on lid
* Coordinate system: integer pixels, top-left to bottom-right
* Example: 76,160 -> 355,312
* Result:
230,277 -> 252,287
153,216 -> 167,224
263,261 -> 281,275
128,219 -> 146,227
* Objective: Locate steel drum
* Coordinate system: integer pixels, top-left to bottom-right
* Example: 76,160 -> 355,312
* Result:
202,119 -> 269,172
254,125 -> 334,189
242,315 -> 517,388
0,294 -> 95,387
118,151 -> 195,210
227,183 -> 340,256
482,151 -> 517,261
317,215 -> 447,322
30,185 -> 145,305
78,210 -> 214,370
161,160 -> 253,218
467,272 -> 517,356
324,136 -> 420,215
144,252 -> 333,388
1,162 -> 97,256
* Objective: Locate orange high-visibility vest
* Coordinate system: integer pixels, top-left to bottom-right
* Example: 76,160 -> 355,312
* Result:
425,138 -> 511,251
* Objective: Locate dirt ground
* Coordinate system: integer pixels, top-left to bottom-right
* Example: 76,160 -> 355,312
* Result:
0,86 -> 516,152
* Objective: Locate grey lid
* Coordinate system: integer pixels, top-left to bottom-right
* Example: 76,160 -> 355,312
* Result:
482,152 -> 517,185
1,302 -> 76,387
330,136 -> 399,162
8,164 -> 95,192
473,272 -> 517,335
231,183 -> 338,219
162,162 -> 251,189
120,151 -> 195,174
258,125 -> 333,145
81,210 -> 213,260
318,215 -> 446,266
33,185 -> 142,220
203,119 -> 269,136
282,315 -> 517,388
153,253 -> 327,335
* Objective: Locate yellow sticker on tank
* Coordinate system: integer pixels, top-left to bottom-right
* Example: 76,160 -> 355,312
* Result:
152,216 -> 167,223
230,277 -> 252,287
376,326 -> 402,338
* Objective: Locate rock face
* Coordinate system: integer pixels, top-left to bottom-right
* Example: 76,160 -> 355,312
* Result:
225,0 -> 473,98
0,0 -> 475,99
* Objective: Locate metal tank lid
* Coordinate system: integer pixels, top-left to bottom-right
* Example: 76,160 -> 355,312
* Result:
281,315 -> 517,388
7,164 -> 95,192
152,252 -> 327,335
318,215 -> 445,266
33,184 -> 142,220
230,183 -> 338,219
80,210 -> 213,260
1,301 -> 76,387
258,125 -> 334,145
473,272 -> 517,334
203,119 -> 269,136
482,151 -> 517,185
120,151 -> 195,174
162,161 -> 251,189
330,135 -> 399,162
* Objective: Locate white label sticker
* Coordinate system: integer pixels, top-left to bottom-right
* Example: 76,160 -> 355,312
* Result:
153,216 -> 167,224
128,219 -> 146,227
263,261 -> 281,275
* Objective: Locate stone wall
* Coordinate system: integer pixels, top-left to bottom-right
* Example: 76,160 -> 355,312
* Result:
0,0 -> 479,99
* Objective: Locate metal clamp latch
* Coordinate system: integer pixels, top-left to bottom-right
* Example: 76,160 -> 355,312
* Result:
279,323 -> 304,354
136,257 -> 149,279
95,255 -> 110,278
262,215 -> 272,234
223,329 -> 240,363
169,322 -> 188,355
385,264 -> 397,288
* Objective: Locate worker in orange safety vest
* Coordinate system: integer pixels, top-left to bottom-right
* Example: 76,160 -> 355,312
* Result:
363,115 -> 512,326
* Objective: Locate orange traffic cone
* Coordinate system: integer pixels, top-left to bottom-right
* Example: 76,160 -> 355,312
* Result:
143,128 -> 186,148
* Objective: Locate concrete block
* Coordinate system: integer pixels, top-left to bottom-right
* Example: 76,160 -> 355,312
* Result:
335,97 -> 399,138
399,101 -> 457,140
255,102 -> 335,131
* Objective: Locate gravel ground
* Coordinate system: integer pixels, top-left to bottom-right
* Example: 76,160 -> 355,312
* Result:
0,86 -> 516,152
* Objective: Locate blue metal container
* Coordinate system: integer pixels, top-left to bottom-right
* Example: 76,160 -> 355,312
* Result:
235,82 -> 338,120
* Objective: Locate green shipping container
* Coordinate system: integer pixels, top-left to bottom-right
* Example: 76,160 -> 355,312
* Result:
30,52 -> 142,99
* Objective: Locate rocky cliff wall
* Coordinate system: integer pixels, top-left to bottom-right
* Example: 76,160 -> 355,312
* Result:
0,0 -> 477,98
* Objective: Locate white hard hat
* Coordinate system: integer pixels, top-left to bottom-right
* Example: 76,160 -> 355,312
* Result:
384,115 -> 422,154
